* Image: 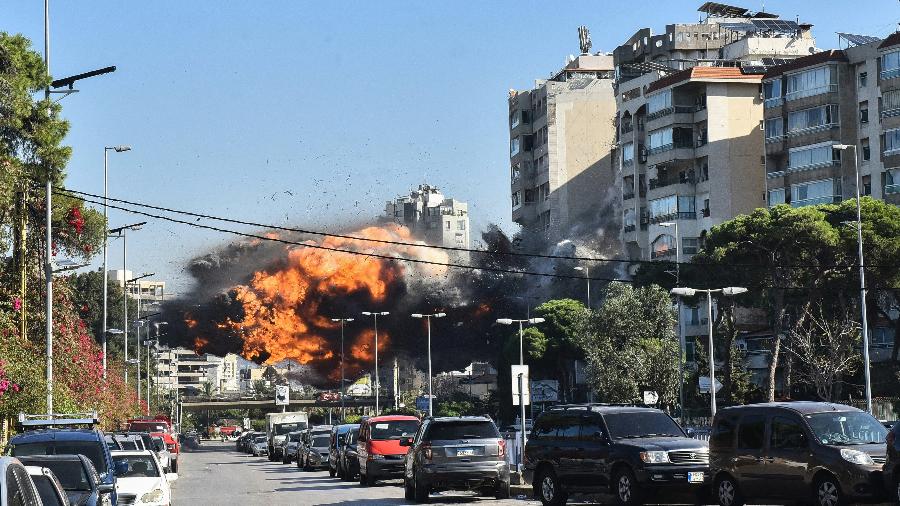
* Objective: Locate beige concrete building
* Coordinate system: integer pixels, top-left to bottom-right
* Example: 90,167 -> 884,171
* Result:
384,184 -> 470,261
508,53 -> 617,240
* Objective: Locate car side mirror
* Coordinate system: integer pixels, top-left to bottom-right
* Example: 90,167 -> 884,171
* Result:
399,438 -> 412,447
114,461 -> 130,476
98,483 -> 115,494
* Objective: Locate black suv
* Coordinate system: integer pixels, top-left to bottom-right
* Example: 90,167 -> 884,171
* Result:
525,404 -> 709,506
402,416 -> 510,502
709,402 -> 888,506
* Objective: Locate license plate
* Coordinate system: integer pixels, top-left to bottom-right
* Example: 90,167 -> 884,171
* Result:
688,472 -> 705,483
456,448 -> 475,457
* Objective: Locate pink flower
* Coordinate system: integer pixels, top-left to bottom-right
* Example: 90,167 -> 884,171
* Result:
13,298 -> 22,311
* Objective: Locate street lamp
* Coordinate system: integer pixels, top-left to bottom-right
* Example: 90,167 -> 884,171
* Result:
496,317 -> 545,472
573,266 -> 591,309
361,311 -> 389,415
152,321 -> 168,411
44,259 -> 91,414
659,221 -> 686,416
670,286 -> 747,417
109,221 -> 145,384
102,145 -> 131,379
330,318 -> 355,418
126,272 -> 153,390
411,313 -> 446,416
835,143 -> 873,414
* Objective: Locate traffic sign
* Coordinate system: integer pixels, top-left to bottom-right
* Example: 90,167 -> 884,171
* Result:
511,365 -> 530,406
699,376 -> 723,394
275,385 -> 290,406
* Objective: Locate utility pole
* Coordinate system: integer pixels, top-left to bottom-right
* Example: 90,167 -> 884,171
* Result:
43,0 -> 54,416
15,185 -> 28,340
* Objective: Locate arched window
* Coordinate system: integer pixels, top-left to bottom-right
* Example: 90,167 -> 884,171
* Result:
651,234 -> 676,259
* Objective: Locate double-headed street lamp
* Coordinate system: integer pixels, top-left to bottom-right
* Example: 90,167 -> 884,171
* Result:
496,317 -> 545,472
107,221 -> 145,381
670,286 -> 747,417
573,266 -> 591,309
361,311 -> 389,415
123,271 -> 152,385
835,143 -> 873,414
331,318 -> 354,417
411,313 -> 446,416
101,145 -> 131,378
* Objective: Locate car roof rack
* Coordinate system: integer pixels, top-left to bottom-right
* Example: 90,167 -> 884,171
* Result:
547,403 -> 651,411
17,412 -> 100,429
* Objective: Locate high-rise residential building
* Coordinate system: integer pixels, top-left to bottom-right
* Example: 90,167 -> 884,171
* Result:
615,3 -> 816,262
384,184 -> 470,260
762,33 -> 900,212
507,53 -> 617,241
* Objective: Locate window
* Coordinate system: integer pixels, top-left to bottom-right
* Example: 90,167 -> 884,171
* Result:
511,191 -> 521,209
510,137 -> 520,157
623,208 -> 636,230
557,415 -> 581,440
785,65 -> 836,100
622,141 -> 635,164
687,306 -> 700,325
579,416 -> 606,441
648,127 -> 673,153
540,210 -> 551,230
884,128 -> 900,155
859,71 -> 867,88
737,415 -> 766,450
649,195 -> 677,220
711,416 -> 737,448
682,237 -> 699,255
861,138 -> 870,161
602,411 -> 684,439
510,111 -> 520,129
862,175 -> 871,196
787,104 -> 838,134
764,118 -> 783,141
444,221 -> 451,230
791,178 -> 839,207
873,327 -> 893,347
647,90 -> 673,116
788,142 -> 837,170
763,78 -> 782,107
883,89 -> 900,116
881,50 -> 900,80
539,182 -> 550,201
651,234 -> 676,258
885,168 -> 900,195
702,198 -> 710,216
456,220 -> 466,230
859,101 -> 869,123
768,188 -> 786,206
531,414 -> 560,440
511,163 -> 521,181
426,421 -> 500,440
770,417 -> 807,450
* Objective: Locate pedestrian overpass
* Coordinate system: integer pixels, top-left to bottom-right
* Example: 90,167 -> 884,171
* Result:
179,396 -> 385,413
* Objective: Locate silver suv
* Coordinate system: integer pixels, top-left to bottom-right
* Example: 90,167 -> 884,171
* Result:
402,416 -> 510,502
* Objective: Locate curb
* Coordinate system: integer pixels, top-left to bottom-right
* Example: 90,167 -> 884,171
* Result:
510,483 -> 532,498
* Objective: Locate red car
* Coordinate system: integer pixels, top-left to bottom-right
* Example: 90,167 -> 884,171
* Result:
357,415 -> 421,486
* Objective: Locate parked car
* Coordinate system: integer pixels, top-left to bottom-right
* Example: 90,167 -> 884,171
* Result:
0,457 -> 43,506
329,424 -> 359,477
402,415 -> 509,503
710,401 -> 888,506
281,431 -> 303,464
525,404 -> 709,506
299,427 -> 333,471
111,436 -> 143,452
148,437 -> 172,474
338,427 -> 361,481
103,436 -> 121,452
886,419 -> 900,504
18,455 -> 109,506
25,465 -> 70,506
250,436 -> 269,457
110,450 -> 174,506
8,421 -> 124,506
357,415 -> 421,486
149,432 -> 179,473
236,432 -> 257,453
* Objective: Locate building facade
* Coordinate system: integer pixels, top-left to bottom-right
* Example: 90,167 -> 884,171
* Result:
508,53 -> 617,241
384,184 -> 470,260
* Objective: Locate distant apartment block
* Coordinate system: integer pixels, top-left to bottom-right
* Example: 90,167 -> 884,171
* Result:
508,53 -> 617,241
156,348 -> 240,395
384,184 -> 470,260
763,33 -> 900,211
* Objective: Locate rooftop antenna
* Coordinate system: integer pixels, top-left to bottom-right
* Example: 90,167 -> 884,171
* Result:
578,26 -> 592,55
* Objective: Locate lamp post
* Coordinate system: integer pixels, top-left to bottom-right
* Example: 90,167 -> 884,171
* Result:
102,145 -> 131,378
330,318 -> 354,418
153,322 -> 168,408
126,272 -> 153,398
496,317 -> 545,471
573,266 -> 591,309
361,311 -> 389,415
45,259 -> 89,415
670,287 -> 747,417
411,313 -> 446,416
659,221 -> 685,416
109,222 -> 145,384
835,143 -> 872,414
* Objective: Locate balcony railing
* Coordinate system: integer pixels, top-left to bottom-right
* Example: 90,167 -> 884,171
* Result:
785,84 -> 838,101
885,183 -> 900,195
648,143 -> 673,156
650,212 -> 696,224
764,97 -> 784,108
786,122 -> 839,137
621,124 -> 634,134
674,105 -> 695,114
786,159 -> 841,174
791,195 -> 841,207
881,67 -> 900,80
882,107 -> 900,119
647,107 -> 674,121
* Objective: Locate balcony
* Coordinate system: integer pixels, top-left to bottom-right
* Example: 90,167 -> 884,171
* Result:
882,107 -> 900,119
651,247 -> 677,259
647,107 -> 674,122
791,195 -> 841,207
885,184 -> 900,195
650,212 -> 696,224
785,84 -> 838,102
786,159 -> 840,175
621,124 -> 634,134
786,122 -> 839,138
764,97 -> 784,109
881,67 -> 900,80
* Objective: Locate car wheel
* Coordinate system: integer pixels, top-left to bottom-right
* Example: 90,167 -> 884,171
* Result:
359,465 -> 368,486
716,475 -> 744,506
495,480 -> 511,500
329,465 -> 336,477
535,468 -> 566,506
814,475 -> 844,506
614,467 -> 643,506
413,471 -> 429,503
404,476 -> 414,500
170,460 -> 178,473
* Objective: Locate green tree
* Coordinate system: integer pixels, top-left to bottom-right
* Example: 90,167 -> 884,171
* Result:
518,298 -> 587,402
579,283 -> 680,406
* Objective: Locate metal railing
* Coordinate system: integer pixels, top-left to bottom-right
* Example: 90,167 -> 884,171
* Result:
785,83 -> 838,101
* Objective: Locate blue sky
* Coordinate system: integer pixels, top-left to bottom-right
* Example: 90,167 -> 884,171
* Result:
6,1 -> 898,293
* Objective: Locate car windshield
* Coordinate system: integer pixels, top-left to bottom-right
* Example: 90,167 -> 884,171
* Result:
806,411 -> 888,445
151,438 -> 166,452
129,423 -> 168,433
13,441 -> 108,477
289,434 -> 302,442
427,421 -> 499,440
113,455 -> 160,478
311,436 -> 330,448
117,439 -> 139,451
254,437 -> 267,443
370,420 -> 419,440
275,423 -> 306,435
603,412 -> 685,439
20,460 -> 91,491
32,475 -> 64,506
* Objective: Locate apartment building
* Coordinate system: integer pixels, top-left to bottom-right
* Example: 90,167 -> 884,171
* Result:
384,184 -> 470,261
156,348 -> 240,395
508,53 -> 617,241
615,3 -> 817,262
762,33 -> 900,210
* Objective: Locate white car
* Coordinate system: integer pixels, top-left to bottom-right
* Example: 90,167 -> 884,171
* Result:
110,450 -> 176,506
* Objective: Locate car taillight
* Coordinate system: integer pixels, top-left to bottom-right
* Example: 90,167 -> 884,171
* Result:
498,439 -> 506,459
423,444 -> 432,460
